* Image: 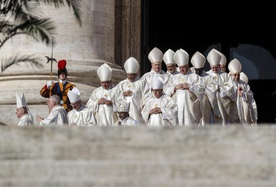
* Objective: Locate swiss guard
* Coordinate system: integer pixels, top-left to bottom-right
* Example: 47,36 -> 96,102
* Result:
40,59 -> 76,112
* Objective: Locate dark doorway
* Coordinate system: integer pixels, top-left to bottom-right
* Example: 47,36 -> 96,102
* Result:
141,1 -> 276,123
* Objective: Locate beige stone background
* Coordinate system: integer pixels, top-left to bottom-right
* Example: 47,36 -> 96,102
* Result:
0,0 -> 135,125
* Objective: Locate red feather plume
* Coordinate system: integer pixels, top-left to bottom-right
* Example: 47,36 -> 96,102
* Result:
58,60 -> 67,70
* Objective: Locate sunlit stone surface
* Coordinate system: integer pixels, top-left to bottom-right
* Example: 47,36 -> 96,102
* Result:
0,0 -> 126,125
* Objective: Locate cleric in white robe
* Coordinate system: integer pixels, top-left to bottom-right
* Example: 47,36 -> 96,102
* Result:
114,100 -> 138,126
166,49 -> 204,126
163,48 -> 179,76
36,95 -> 68,126
239,72 -> 258,124
141,74 -> 177,126
203,48 -> 235,125
16,93 -> 34,126
86,63 -> 121,126
67,87 -> 96,126
190,51 -> 211,126
228,59 -> 258,125
140,47 -> 171,97
115,57 -> 146,125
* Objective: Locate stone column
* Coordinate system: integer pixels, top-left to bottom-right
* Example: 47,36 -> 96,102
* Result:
115,0 -> 141,76
0,0 -> 126,125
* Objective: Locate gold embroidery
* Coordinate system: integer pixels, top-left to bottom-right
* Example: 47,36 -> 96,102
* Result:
104,93 -> 109,98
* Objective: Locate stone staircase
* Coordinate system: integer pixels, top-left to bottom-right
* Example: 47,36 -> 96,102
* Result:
0,125 -> 275,187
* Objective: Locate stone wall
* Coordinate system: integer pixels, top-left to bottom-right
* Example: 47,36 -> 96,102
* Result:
0,125 -> 275,187
0,0 -> 143,125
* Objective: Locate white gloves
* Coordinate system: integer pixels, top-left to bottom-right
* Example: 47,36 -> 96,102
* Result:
46,81 -> 53,88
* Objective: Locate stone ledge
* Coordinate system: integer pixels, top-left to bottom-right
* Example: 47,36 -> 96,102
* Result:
0,126 -> 275,187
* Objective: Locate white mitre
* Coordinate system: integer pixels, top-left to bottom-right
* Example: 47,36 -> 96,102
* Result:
228,58 -> 242,74
124,57 -> 139,74
148,47 -> 163,63
116,101 -> 130,113
16,93 -> 27,108
163,49 -> 175,65
151,74 -> 163,89
97,63 -> 112,81
218,51 -> 227,66
191,51 -> 206,68
68,87 -> 81,103
174,48 -> 189,67
239,72 -> 249,83
207,48 -> 221,66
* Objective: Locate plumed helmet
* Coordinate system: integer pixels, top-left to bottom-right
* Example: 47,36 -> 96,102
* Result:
57,59 -> 68,76
191,51 -> 206,68
148,47 -> 163,64
228,58 -> 242,74
124,57 -> 139,74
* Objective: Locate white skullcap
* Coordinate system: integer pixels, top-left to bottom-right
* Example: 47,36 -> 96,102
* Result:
124,57 -> 139,74
239,72 -> 249,84
151,74 -> 163,89
207,48 -> 221,66
228,58 -> 242,74
174,48 -> 189,67
68,87 -> 80,103
97,63 -> 112,81
148,47 -> 163,63
116,101 -> 130,112
191,51 -> 206,68
163,49 -> 175,65
218,51 -> 227,65
16,93 -> 27,108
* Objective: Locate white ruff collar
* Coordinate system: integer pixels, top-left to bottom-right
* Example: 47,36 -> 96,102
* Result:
59,79 -> 67,84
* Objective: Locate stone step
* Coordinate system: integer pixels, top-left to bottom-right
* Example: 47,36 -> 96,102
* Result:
0,126 -> 275,187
